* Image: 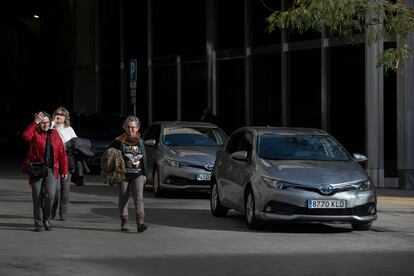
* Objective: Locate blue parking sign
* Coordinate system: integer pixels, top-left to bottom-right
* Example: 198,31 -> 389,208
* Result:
129,59 -> 137,81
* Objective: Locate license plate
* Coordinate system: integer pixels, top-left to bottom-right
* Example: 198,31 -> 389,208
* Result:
308,199 -> 346,209
196,173 -> 211,181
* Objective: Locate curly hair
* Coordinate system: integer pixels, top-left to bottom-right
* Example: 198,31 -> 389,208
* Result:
52,106 -> 71,127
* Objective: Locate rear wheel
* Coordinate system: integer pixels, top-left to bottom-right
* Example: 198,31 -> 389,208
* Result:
210,181 -> 228,217
352,222 -> 372,231
152,168 -> 163,197
245,188 -> 263,230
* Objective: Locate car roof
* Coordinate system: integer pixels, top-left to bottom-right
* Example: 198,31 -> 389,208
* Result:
151,121 -> 220,128
236,127 -> 328,136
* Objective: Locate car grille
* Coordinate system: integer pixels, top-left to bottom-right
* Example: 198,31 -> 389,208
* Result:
186,164 -> 213,171
290,184 -> 359,196
263,201 -> 376,216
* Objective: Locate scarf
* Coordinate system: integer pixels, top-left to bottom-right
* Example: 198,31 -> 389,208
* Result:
115,132 -> 141,146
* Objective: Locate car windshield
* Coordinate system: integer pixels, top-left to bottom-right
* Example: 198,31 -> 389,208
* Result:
257,133 -> 350,161
162,126 -> 226,146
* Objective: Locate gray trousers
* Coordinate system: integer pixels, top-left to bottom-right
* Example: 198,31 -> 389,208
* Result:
52,173 -> 71,219
31,168 -> 57,226
118,175 -> 145,224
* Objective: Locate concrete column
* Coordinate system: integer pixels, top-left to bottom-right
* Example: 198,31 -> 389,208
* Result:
93,0 -> 101,113
365,21 -> 384,187
147,0 -> 153,123
397,0 -> 414,189
321,27 -> 329,132
177,55 -> 182,121
281,0 -> 289,127
244,0 -> 253,126
206,0 -> 217,114
72,0 -> 99,113
119,0 -> 126,115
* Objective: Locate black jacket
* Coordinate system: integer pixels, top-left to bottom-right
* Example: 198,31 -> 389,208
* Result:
68,137 -> 94,186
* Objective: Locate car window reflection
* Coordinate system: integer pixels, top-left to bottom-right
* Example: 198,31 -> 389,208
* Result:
258,133 -> 350,161
162,127 -> 226,146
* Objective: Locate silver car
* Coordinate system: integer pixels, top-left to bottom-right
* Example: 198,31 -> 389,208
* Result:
210,127 -> 377,231
143,121 -> 227,196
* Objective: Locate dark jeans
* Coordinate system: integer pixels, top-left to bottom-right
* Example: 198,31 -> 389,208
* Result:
31,168 -> 57,226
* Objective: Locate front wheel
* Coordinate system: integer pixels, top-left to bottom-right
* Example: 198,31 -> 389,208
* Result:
245,188 -> 263,230
210,181 -> 228,217
352,222 -> 372,231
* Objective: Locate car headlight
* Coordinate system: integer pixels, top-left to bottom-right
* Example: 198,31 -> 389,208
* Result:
262,176 -> 294,189
358,180 -> 373,191
165,158 -> 182,168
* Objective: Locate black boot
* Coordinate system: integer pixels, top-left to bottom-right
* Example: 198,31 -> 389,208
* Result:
43,219 -> 52,231
137,224 -> 148,233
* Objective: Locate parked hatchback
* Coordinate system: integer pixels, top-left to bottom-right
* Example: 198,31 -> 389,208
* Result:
210,127 -> 377,231
142,121 -> 227,196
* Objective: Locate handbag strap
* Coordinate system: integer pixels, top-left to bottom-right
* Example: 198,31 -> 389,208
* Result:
25,130 -> 52,164
44,130 -> 51,166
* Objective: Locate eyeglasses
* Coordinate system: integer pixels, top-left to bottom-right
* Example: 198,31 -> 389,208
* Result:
55,113 -> 65,116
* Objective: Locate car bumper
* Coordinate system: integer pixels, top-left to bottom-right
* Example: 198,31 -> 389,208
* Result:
258,212 -> 377,224
159,165 -> 211,191
256,188 -> 377,224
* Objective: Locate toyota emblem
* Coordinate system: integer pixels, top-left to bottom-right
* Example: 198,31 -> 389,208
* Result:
319,184 -> 333,195
205,162 -> 214,171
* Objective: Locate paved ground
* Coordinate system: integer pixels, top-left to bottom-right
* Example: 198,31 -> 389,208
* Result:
1,156 -> 414,276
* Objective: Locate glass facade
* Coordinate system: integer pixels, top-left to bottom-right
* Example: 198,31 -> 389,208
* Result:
252,54 -> 281,126
288,49 -> 321,128
329,45 -> 365,154
153,65 -> 177,121
217,58 -> 245,134
181,62 -> 208,122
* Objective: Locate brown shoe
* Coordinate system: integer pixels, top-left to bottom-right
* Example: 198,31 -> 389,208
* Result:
121,216 -> 129,232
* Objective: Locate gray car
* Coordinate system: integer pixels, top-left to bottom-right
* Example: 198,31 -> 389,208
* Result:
210,127 -> 377,231
142,121 -> 227,196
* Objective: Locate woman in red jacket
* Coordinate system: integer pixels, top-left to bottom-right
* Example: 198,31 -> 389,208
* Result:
22,111 -> 68,232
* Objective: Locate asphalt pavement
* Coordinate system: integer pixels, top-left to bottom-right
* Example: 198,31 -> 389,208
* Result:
1,153 -> 414,276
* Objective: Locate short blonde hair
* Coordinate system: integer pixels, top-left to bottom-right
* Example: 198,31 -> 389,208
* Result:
52,106 -> 71,127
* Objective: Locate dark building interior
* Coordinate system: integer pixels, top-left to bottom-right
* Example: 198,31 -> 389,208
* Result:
0,0 -> 401,182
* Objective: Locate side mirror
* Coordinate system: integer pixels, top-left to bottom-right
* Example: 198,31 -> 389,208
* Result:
231,150 -> 248,161
144,139 -> 156,147
353,153 -> 367,163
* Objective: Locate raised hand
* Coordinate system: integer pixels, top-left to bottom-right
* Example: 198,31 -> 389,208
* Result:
34,112 -> 45,124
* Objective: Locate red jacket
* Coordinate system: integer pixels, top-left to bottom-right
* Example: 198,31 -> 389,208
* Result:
21,122 -> 68,182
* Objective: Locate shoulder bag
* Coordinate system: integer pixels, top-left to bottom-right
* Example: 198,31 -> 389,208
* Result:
28,131 -> 51,178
